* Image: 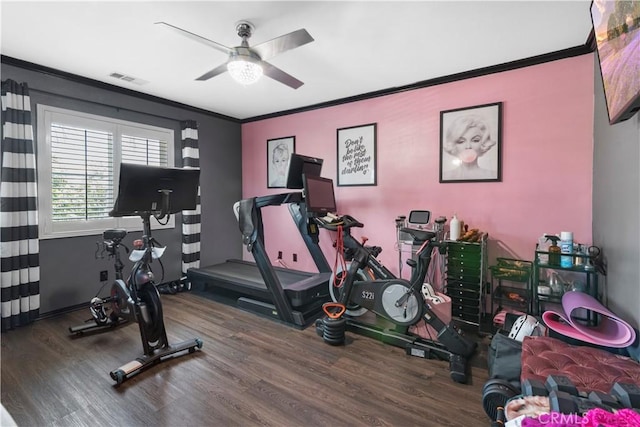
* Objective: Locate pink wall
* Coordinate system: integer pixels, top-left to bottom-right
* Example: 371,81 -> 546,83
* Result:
241,55 -> 594,276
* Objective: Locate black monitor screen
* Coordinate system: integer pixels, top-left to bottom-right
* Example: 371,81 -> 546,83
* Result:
302,174 -> 336,216
286,153 -> 323,189
112,163 -> 200,215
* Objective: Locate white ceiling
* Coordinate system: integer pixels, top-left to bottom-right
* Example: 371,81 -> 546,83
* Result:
1,1 -> 594,121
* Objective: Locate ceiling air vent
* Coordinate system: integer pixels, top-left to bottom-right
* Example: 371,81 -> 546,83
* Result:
109,72 -> 149,86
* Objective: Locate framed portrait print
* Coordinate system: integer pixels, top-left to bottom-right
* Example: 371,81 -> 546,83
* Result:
336,123 -> 377,186
439,102 -> 502,183
267,136 -> 295,188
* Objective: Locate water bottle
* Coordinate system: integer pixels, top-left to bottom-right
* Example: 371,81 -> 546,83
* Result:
560,231 -> 573,268
450,214 -> 460,241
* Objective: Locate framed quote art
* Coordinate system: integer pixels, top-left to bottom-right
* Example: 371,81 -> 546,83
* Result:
336,123 -> 377,186
267,136 -> 295,188
439,102 -> 502,183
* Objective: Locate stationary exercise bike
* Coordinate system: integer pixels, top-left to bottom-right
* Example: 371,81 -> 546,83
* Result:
316,213 -> 477,383
69,229 -> 131,335
104,163 -> 203,384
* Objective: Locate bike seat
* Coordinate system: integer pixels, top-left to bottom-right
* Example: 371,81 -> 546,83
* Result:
104,229 -> 127,241
400,227 -> 435,243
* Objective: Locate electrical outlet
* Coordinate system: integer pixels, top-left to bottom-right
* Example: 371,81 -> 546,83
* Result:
293,253 -> 298,262
99,270 -> 108,282
277,251 -> 283,260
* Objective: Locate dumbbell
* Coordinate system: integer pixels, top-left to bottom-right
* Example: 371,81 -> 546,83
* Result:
522,375 -> 619,415
584,382 -> 640,411
547,390 -> 616,415
481,379 -> 519,421
588,390 -> 623,410
521,375 -> 578,397
521,377 -> 580,414
544,375 -> 637,414
610,382 -> 640,410
490,406 -> 505,427
521,378 -> 547,397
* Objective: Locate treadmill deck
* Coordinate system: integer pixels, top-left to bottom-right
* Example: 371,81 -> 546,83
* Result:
188,259 -> 330,308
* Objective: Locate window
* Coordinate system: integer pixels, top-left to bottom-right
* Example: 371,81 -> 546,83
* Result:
37,105 -> 174,238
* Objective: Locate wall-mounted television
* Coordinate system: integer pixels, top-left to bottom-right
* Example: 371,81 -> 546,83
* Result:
590,0 -> 640,124
302,174 -> 337,217
286,153 -> 323,189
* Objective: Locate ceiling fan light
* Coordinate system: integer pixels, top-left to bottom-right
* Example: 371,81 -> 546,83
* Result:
227,59 -> 263,85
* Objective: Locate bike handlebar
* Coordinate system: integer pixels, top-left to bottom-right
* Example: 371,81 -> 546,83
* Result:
315,214 -> 363,232
399,227 -> 436,244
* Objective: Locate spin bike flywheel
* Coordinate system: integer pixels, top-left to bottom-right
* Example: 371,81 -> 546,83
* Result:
380,282 -> 422,326
329,263 -> 375,317
137,282 -> 165,347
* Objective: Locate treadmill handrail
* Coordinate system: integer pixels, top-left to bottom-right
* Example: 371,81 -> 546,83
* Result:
254,192 -> 303,209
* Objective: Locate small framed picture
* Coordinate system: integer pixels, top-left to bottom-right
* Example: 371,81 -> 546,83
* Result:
267,136 -> 295,188
439,102 -> 502,183
336,123 -> 377,186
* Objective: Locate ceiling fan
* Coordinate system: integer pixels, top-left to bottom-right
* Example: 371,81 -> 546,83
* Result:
155,21 -> 314,89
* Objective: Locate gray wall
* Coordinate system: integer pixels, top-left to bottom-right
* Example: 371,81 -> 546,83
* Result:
592,58 -> 640,329
2,62 -> 243,314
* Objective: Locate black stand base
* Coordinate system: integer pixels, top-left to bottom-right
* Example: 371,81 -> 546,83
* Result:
343,318 -> 474,384
69,317 -> 127,335
109,337 -> 203,385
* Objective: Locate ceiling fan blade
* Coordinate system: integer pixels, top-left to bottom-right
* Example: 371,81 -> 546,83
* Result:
195,63 -> 229,81
155,21 -> 232,55
251,29 -> 314,61
261,61 -> 304,89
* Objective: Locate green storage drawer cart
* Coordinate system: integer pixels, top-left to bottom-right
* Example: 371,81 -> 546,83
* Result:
444,235 -> 487,330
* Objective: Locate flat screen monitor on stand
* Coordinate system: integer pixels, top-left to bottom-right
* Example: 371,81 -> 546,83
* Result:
112,163 -> 200,218
286,153 -> 323,190
302,174 -> 337,217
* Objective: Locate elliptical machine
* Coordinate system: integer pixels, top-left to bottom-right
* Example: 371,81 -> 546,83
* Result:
316,214 -> 477,383
69,229 -> 130,335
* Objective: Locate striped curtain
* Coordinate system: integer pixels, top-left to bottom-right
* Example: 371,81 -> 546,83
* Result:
181,120 -> 201,279
1,79 -> 40,331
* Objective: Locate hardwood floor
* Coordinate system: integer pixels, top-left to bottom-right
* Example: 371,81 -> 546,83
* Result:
1,293 -> 490,426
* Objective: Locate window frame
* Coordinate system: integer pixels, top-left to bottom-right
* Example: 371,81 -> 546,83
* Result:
36,104 -> 175,239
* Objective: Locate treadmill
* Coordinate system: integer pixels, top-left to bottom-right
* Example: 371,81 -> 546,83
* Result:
188,155 -> 331,328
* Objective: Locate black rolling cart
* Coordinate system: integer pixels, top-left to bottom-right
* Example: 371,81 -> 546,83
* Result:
532,246 -> 599,325
490,258 -> 533,322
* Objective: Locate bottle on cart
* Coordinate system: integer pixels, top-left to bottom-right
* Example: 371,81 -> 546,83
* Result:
537,234 -> 550,264
450,214 -> 460,241
545,235 -> 561,267
560,231 -> 573,268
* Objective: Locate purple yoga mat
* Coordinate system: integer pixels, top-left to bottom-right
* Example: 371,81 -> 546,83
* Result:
542,291 -> 636,348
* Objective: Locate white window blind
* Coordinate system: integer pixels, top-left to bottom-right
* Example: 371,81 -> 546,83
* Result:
50,124 -> 114,221
121,134 -> 168,166
37,105 -> 174,239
